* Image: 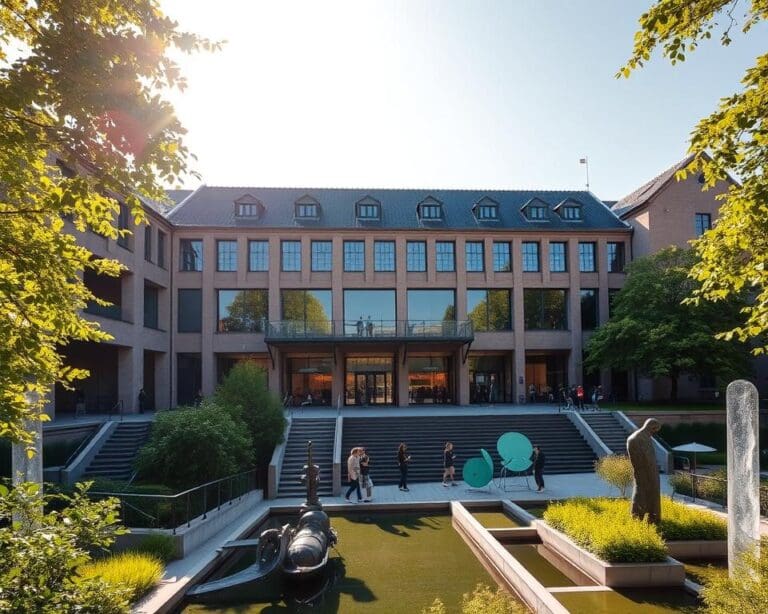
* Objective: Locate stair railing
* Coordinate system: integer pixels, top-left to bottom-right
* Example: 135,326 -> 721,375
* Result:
109,400 -> 124,422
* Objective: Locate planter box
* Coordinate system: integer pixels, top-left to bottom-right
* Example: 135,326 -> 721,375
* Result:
534,520 -> 686,588
667,540 -> 727,560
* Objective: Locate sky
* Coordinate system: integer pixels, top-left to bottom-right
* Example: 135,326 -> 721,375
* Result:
161,0 -> 765,200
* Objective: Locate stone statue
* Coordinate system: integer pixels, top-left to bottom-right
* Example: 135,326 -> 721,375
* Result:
627,418 -> 661,524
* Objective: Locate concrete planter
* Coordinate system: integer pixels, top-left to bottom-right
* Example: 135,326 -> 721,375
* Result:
534,520 -> 686,588
667,540 -> 727,559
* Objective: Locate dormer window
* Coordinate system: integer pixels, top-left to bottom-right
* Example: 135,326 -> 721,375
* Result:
234,194 -> 264,219
237,203 -> 259,217
417,196 -> 443,221
473,197 -> 499,221
561,206 -> 581,220
356,196 -> 381,221
294,195 -> 321,220
521,198 -> 549,221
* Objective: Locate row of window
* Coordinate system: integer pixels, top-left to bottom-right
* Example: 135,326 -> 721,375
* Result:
143,226 -> 167,268
180,239 -> 627,274
177,287 -> 617,334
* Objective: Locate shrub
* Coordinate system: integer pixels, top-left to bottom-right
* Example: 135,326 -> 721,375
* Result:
659,497 -> 727,541
80,552 -> 163,603
543,498 -> 667,563
702,537 -> 768,613
669,469 -> 727,506
132,534 -> 178,563
595,455 -> 634,497
214,361 -> 286,462
135,401 -> 253,489
422,584 -> 524,614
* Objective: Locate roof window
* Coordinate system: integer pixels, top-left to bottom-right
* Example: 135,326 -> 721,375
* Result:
234,194 -> 264,218
356,196 -> 381,221
294,195 -> 321,220
473,196 -> 499,221
417,196 -> 443,222
521,198 -> 550,221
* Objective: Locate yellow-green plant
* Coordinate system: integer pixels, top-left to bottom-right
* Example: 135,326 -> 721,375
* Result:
595,455 -> 634,497
79,552 -> 163,603
702,538 -> 768,613
422,584 -> 524,614
659,497 -> 726,541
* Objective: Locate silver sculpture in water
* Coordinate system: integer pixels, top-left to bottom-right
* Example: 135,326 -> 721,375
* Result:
627,417 -> 662,525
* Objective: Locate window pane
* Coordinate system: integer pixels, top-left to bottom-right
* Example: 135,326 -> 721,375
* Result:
524,289 -> 567,330
217,240 -> 237,272
695,213 -> 711,237
580,289 -> 598,330
180,239 -> 203,271
522,242 -> 540,272
549,242 -> 567,272
144,226 -> 152,261
407,289 -> 455,322
344,290 -> 396,335
157,231 -> 166,268
248,240 -> 269,271
344,241 -> 365,271
465,241 -> 484,272
178,288 -> 202,332
607,242 -> 625,273
492,242 -> 511,272
578,242 -> 596,272
311,241 -> 332,272
374,241 -> 395,272
281,289 -> 332,333
406,241 -> 426,272
143,285 -> 158,329
281,240 -> 301,271
467,289 -> 511,332
435,241 -> 455,272
218,290 -> 268,332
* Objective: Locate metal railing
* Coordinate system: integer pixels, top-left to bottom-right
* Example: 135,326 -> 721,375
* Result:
88,469 -> 259,532
266,319 -> 473,341
670,470 -> 768,515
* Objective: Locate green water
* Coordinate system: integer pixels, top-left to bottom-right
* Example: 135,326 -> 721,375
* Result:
503,544 -> 577,587
554,588 -> 700,613
472,511 -> 521,528
181,513 -> 501,613
684,558 -> 728,585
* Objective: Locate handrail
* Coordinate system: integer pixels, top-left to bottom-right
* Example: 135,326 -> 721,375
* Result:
90,469 -> 257,500
266,319 -> 474,340
62,428 -> 98,469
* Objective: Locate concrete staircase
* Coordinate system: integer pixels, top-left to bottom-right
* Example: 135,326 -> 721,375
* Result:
83,421 -> 152,481
341,414 -> 597,486
277,418 -> 336,498
581,413 -> 631,455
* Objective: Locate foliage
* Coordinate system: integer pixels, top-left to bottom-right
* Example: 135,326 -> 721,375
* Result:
702,537 -> 768,613
659,497 -> 727,541
132,534 -> 178,563
669,470 -> 728,506
79,552 -> 163,603
135,401 -> 253,488
595,455 -> 634,497
0,1 -> 217,443
621,0 -> 768,355
0,481 -> 130,613
422,583 -> 524,614
214,361 -> 286,462
584,248 -> 751,399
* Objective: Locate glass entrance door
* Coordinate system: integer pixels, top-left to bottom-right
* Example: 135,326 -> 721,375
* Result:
344,356 -> 394,405
471,372 -> 502,403
354,372 -> 391,405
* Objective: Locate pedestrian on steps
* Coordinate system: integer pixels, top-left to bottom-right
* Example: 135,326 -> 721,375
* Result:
360,447 -> 373,502
397,443 -> 411,491
345,447 -> 362,503
442,442 -> 457,486
530,445 -> 546,492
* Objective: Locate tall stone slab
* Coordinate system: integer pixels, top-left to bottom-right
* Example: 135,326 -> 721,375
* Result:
726,379 -> 760,574
11,417 -> 43,486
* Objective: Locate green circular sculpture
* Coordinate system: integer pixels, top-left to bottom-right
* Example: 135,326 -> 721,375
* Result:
503,456 -> 532,473
480,448 -> 494,474
497,432 -> 533,464
462,457 -> 493,488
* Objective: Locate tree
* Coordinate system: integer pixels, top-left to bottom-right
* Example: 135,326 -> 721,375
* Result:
595,455 -> 634,497
621,0 -> 768,354
0,1 -> 216,443
584,248 -> 750,399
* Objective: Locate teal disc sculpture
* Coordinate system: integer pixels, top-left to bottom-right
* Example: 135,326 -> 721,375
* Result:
480,448 -> 494,475
463,457 -> 493,488
503,456 -> 532,472
497,432 -> 533,464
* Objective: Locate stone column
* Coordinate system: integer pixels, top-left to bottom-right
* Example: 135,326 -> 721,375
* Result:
727,379 -> 760,574
12,392 -> 43,488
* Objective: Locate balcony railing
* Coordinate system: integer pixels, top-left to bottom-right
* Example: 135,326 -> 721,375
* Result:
265,319 -> 473,342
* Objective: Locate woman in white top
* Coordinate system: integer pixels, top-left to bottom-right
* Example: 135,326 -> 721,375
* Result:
344,447 -> 362,502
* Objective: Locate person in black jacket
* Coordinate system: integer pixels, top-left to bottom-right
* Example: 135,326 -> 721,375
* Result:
530,445 -> 546,492
397,443 -> 411,491
442,442 -> 456,486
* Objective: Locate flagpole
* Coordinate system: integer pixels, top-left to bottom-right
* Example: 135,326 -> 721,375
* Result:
580,156 -> 590,191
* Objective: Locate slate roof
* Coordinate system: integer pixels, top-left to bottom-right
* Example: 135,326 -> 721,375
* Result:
167,186 -> 629,232
166,189 -> 194,205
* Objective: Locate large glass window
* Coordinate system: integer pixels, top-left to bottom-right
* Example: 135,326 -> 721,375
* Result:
345,357 -> 394,405
311,240 -> 332,272
492,241 -> 511,272
469,356 -> 506,403
467,289 -> 511,331
281,289 -> 333,334
374,240 -> 395,272
286,356 -> 332,406
217,290 -> 268,332
157,231 -> 166,268
522,242 -> 540,272
695,213 -> 712,237
408,356 -> 452,404
180,239 -> 203,272
248,240 -> 269,272
281,240 -> 301,272
407,289 -> 456,329
607,242 -> 625,273
580,289 -> 598,330
217,240 -> 237,272
579,242 -> 596,272
178,288 -> 202,332
344,240 -> 365,272
344,289 -> 396,336
144,226 -> 152,262
143,284 -> 158,329
407,241 -> 426,272
435,241 -> 455,272
523,289 -> 567,330
465,241 -> 484,272
549,242 -> 567,272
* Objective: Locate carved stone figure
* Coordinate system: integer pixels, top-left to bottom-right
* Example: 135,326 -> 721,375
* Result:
627,418 -> 661,524
300,440 -> 322,513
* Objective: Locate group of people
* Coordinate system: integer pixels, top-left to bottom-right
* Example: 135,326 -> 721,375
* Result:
355,315 -> 375,337
558,384 -> 604,411
344,441 -> 547,499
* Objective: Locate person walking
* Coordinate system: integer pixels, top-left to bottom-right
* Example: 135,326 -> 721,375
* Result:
345,447 -> 363,503
356,316 -> 364,337
530,445 -> 546,492
576,385 -> 585,411
360,447 -> 373,502
397,443 -> 411,492
442,442 -> 457,487
137,388 -> 147,414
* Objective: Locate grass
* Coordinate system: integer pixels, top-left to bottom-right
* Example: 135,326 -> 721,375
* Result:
79,552 -> 163,603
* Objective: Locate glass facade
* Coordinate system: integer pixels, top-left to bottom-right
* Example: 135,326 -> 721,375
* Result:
217,290 -> 268,332
408,356 -> 452,404
549,242 -> 567,272
469,355 -> 506,403
607,242 -> 625,273
522,241 -> 540,272
407,289 -> 455,324
523,289 -> 567,330
311,240 -> 332,272
578,242 -> 596,272
281,289 -> 333,334
492,241 -> 511,272
467,289 -> 511,331
344,240 -> 365,271
281,240 -> 301,271
285,356 -> 332,406
435,241 -> 455,272
465,241 -> 484,272
580,289 -> 598,330
248,240 -> 269,271
525,353 -> 568,399
178,288 -> 202,332
406,241 -> 426,272
345,356 -> 394,405
374,240 -> 395,271
217,240 -> 237,272
343,290 -> 396,336
180,239 -> 203,272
